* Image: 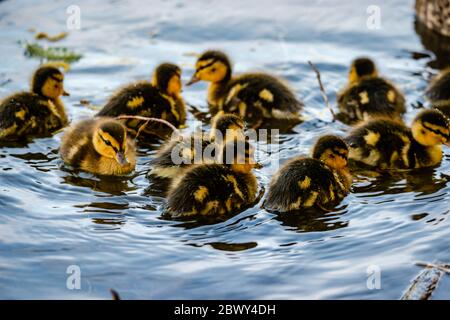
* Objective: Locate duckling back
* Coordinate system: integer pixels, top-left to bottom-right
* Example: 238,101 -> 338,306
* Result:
264,157 -> 348,212
0,92 -> 66,140
223,73 -> 303,127
97,81 -> 185,133
148,135 -> 214,180
337,77 -> 405,123
166,164 -> 257,217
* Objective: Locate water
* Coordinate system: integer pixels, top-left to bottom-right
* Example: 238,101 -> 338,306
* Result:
1,0 -> 450,299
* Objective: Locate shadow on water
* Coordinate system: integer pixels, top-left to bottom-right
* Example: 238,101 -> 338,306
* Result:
60,167 -> 138,196
272,206 -> 349,233
352,167 -> 450,196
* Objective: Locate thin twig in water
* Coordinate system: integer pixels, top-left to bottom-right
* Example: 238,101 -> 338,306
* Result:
415,261 -> 450,274
308,61 -> 336,121
116,115 -> 180,139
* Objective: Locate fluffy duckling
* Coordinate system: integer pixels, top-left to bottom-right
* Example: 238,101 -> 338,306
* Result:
148,112 -> 245,179
263,135 -> 352,212
165,139 -> 258,218
187,50 -> 303,129
425,68 -> 450,118
97,63 -> 186,137
60,118 -> 136,176
0,65 -> 69,141
337,57 -> 405,124
347,109 -> 450,169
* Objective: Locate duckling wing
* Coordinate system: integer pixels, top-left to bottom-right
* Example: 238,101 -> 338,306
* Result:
264,158 -> 340,212
224,74 -> 303,118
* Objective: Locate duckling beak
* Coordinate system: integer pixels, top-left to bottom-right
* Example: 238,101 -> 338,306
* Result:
62,90 -> 70,96
186,74 -> 200,86
116,152 -> 129,166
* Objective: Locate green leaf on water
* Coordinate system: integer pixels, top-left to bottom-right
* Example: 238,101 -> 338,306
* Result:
23,42 -> 82,63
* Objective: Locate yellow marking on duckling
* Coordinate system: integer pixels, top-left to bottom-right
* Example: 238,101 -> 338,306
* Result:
304,191 -> 318,207
364,131 -> 380,146
289,197 -> 302,210
161,93 -> 180,121
201,200 -> 220,215
226,174 -> 245,200
387,90 -> 396,103
0,124 -> 18,139
15,109 -> 26,121
397,133 -> 411,167
238,102 -> 247,118
329,185 -> 335,201
196,58 -> 215,69
259,89 -> 274,103
127,96 -> 145,109
298,176 -> 311,189
390,151 -> 399,166
225,83 -> 248,105
359,91 -> 369,104
66,136 -> 89,161
194,186 -> 209,202
423,121 -> 449,136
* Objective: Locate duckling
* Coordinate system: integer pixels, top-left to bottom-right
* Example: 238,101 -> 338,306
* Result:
60,118 -> 136,176
165,139 -> 258,218
337,57 -> 405,124
0,64 -> 69,141
263,135 -> 351,212
97,63 -> 186,138
148,112 -> 245,180
347,109 -> 450,169
186,50 -> 303,129
425,67 -> 450,118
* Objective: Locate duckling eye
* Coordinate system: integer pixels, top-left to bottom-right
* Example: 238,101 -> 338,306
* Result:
421,129 -> 426,134
210,67 -> 216,73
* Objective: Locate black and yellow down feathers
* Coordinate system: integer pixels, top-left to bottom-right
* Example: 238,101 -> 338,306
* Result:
166,164 -> 257,217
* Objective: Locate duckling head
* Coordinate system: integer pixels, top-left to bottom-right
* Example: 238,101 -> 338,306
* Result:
220,139 -> 255,174
312,135 -> 349,170
349,57 -> 378,84
187,50 -> 232,85
93,120 -> 130,166
210,111 -> 245,142
411,109 -> 450,147
32,65 -> 69,99
151,63 -> 182,97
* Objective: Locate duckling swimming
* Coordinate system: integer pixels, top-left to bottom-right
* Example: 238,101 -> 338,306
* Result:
263,135 -> 351,212
165,139 -> 258,218
148,112 -> 245,180
97,63 -> 186,138
0,64 -> 69,141
347,109 -> 450,169
60,118 -> 136,176
337,57 -> 405,124
425,67 -> 450,118
187,50 -> 303,129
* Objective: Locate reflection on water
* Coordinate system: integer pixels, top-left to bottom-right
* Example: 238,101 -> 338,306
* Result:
414,19 -> 450,70
1,0 -> 450,300
274,207 -> 349,233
